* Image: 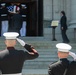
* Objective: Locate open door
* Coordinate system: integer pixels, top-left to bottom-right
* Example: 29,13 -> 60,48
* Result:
26,1 -> 38,36
0,0 -> 43,36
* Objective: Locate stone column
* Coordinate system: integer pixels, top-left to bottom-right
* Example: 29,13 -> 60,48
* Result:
68,0 -> 76,39
43,0 -> 52,20
70,0 -> 76,23
65,0 -> 71,22
53,0 -> 60,20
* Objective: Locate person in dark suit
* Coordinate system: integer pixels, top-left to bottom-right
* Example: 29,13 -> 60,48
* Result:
0,32 -> 39,75
60,11 -> 70,43
48,43 -> 72,75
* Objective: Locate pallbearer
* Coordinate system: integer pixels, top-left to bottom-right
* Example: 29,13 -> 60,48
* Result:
20,4 -> 27,36
0,3 -> 8,36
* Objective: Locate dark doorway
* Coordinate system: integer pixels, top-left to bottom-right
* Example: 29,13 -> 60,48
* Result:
0,0 -> 43,36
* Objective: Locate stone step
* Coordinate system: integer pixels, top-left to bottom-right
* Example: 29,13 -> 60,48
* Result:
24,58 -> 58,62
23,64 -> 49,69
22,69 -> 48,75
0,37 -> 76,69
0,43 -> 76,49
0,37 -> 76,49
22,56 -> 73,69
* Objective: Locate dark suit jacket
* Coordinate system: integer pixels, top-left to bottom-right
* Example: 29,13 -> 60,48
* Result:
0,7 -> 8,21
48,58 -> 69,75
8,14 -> 22,32
11,14 -> 22,30
20,8 -> 27,21
60,15 -> 67,30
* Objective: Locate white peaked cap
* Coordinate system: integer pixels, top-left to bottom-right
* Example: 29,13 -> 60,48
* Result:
56,43 -> 72,52
1,3 -> 6,6
3,32 -> 19,39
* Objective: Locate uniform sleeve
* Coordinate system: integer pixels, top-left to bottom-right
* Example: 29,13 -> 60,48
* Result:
22,44 -> 39,60
0,70 -> 2,75
48,65 -> 54,75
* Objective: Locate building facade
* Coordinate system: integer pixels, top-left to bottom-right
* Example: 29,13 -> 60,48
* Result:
43,0 -> 76,41
0,0 -> 76,40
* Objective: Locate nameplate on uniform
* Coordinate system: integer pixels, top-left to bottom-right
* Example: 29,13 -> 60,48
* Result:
51,20 -> 59,26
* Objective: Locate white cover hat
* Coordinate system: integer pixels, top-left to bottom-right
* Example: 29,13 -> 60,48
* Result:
56,43 -> 72,52
3,32 -> 19,39
1,3 -> 6,6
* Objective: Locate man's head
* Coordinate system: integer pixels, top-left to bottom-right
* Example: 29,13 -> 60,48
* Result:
3,32 -> 19,47
56,43 -> 72,59
61,11 -> 66,16
5,39 -> 16,47
57,51 -> 69,58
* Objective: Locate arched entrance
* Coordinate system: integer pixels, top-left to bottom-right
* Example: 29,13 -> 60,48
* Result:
0,0 -> 43,36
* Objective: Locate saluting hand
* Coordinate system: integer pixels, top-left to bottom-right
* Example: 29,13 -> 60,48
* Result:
16,38 -> 25,46
69,51 -> 76,61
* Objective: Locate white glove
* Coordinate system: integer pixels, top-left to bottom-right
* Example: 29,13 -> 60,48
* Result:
69,51 -> 76,61
16,38 -> 25,46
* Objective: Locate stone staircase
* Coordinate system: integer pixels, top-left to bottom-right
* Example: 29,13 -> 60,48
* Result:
0,37 -> 76,75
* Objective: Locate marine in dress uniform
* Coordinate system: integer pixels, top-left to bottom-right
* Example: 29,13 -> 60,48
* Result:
60,11 -> 70,43
20,4 -> 27,36
0,3 -> 9,36
48,43 -> 72,75
0,32 -> 39,75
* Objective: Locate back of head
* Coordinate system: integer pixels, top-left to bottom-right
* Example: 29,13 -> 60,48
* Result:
56,43 -> 72,59
3,32 -> 19,47
5,39 -> 16,47
61,11 -> 66,16
57,51 -> 69,58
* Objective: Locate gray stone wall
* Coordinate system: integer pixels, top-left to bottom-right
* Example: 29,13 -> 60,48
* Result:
43,0 -> 75,40
43,20 -> 52,28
